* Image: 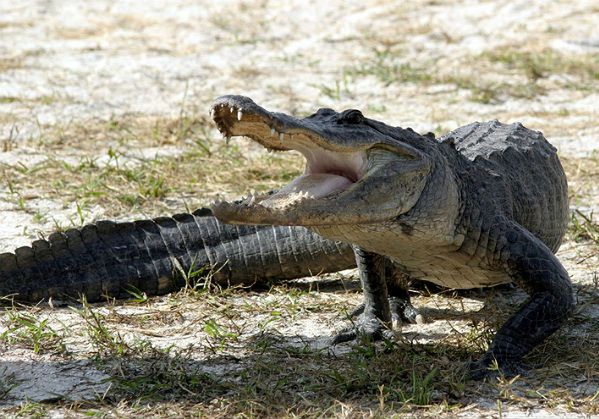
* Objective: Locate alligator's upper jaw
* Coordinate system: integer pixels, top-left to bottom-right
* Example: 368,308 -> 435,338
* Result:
211,95 -> 293,152
210,95 -> 369,224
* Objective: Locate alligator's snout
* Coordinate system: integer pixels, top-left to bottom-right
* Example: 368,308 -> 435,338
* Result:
211,95 -> 294,151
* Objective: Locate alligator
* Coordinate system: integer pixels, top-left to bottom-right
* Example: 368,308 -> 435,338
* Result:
0,96 -> 573,379
210,95 -> 573,379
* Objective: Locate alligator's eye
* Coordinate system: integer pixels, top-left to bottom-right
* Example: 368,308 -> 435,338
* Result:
340,109 -> 364,124
308,108 -> 336,118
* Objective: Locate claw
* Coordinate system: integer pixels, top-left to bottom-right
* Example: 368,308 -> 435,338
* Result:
332,311 -> 395,345
349,297 -> 424,326
332,326 -> 395,345
349,303 -> 365,318
332,329 -> 359,345
388,295 -> 424,325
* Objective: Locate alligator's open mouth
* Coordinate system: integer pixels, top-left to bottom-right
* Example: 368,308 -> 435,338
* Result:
210,95 -> 430,226
212,102 -> 367,208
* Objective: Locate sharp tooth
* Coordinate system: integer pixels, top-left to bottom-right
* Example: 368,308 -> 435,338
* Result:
230,107 -> 234,113
210,109 -> 216,119
225,136 -> 231,146
270,128 -> 276,137
279,132 -> 284,142
237,109 -> 243,121
242,192 -> 256,205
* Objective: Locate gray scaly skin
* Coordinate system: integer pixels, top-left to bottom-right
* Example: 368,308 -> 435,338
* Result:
211,95 -> 574,379
0,208 -> 355,302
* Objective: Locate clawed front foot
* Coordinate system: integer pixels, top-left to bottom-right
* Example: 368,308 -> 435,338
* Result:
348,297 -> 425,328
332,311 -> 395,344
332,296 -> 424,344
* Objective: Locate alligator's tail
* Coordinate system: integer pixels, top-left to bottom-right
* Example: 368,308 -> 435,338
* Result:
0,208 -> 355,303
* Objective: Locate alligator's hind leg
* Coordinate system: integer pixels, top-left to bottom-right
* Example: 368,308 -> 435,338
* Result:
332,247 -> 394,343
469,222 -> 574,379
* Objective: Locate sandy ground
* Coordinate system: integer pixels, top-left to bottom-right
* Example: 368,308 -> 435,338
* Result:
0,0 -> 598,417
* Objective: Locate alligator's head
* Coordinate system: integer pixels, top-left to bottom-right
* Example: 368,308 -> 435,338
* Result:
210,95 -> 433,226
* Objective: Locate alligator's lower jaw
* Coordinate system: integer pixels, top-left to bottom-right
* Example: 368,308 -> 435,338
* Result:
211,172 -> 355,226
210,199 -> 297,226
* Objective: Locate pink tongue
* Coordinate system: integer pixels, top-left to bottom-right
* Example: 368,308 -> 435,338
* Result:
263,173 -> 353,206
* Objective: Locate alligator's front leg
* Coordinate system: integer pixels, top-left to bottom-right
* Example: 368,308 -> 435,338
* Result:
333,246 -> 394,343
469,222 -> 574,379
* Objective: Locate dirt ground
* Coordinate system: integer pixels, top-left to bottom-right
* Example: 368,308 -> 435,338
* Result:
0,0 -> 598,417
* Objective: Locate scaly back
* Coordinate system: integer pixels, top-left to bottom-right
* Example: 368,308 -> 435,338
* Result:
441,121 -> 569,252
